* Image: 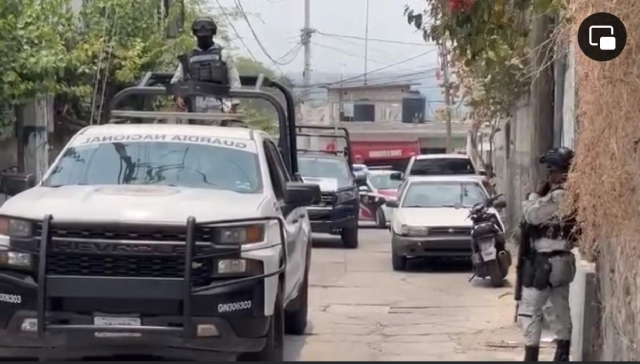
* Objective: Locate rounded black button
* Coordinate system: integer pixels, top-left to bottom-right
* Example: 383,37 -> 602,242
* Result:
577,12 -> 626,62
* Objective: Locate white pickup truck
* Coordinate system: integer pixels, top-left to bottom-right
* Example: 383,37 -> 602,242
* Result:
0,75 -> 320,361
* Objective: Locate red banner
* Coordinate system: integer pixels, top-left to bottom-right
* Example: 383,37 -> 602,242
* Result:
351,141 -> 420,163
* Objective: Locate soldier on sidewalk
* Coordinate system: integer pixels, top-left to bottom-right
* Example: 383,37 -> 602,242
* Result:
518,147 -> 578,361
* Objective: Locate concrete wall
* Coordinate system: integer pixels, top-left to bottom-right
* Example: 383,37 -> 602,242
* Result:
502,96 -> 533,232
569,249 -> 599,361
562,43 -> 577,149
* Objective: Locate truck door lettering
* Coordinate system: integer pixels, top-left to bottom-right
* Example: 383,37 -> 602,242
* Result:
217,300 -> 252,313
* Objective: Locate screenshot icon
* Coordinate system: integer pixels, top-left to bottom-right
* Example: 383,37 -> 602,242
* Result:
578,13 -> 626,62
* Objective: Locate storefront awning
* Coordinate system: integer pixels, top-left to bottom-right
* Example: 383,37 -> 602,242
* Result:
351,141 -> 420,163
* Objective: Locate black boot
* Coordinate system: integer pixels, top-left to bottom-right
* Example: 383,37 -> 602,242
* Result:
553,340 -> 571,361
524,345 -> 539,361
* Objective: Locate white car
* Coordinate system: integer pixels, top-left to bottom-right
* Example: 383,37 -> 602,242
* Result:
391,154 -> 494,194
386,176 -> 505,271
0,123 -> 319,361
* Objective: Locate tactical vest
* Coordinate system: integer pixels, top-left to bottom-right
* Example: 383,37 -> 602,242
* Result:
528,186 -> 579,247
188,46 -> 229,85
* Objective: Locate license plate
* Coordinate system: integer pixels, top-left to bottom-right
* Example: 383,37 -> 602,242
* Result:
480,242 -> 496,261
94,316 -> 142,338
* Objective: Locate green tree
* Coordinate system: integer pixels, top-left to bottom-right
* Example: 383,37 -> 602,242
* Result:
0,0 -> 76,126
58,0 -> 223,125
234,56 -> 294,134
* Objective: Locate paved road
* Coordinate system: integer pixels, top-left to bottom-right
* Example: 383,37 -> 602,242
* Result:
284,228 -> 555,361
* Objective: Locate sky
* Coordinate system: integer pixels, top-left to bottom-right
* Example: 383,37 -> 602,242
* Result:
211,0 -> 442,83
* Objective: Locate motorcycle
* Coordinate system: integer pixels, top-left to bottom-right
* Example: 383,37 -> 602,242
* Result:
468,194 -> 512,287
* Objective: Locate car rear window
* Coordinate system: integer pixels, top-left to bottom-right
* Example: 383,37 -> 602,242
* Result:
409,158 -> 476,176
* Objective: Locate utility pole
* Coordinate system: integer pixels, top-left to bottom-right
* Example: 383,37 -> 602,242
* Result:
302,0 -> 314,102
441,40 -> 453,153
363,0 -> 370,85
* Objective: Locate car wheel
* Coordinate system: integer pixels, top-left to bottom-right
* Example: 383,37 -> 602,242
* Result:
375,208 -> 386,229
341,227 -> 359,249
391,246 -> 407,271
285,271 -> 309,335
239,287 -> 284,361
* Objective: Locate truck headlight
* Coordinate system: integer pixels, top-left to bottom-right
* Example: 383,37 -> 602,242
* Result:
214,224 -> 265,245
336,189 -> 357,204
400,225 -> 429,237
0,251 -> 32,269
0,217 -> 33,238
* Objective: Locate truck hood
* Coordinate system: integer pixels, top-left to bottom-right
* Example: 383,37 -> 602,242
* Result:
0,185 -> 267,224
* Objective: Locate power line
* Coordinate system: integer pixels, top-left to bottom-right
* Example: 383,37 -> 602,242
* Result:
316,30 -> 435,47
233,0 -> 287,72
276,42 -> 303,65
302,49 -> 439,88
215,0 -> 259,62
310,41 -> 388,66
316,32 -> 406,66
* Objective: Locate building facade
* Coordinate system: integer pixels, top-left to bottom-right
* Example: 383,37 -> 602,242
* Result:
325,83 -> 420,123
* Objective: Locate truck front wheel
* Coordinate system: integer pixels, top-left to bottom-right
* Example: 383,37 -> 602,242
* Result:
341,227 -> 359,249
240,290 -> 284,361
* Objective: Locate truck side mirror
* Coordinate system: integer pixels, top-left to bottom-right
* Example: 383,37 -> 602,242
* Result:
285,182 -> 321,207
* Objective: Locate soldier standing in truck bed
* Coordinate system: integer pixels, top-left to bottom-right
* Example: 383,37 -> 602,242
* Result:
171,16 -> 241,114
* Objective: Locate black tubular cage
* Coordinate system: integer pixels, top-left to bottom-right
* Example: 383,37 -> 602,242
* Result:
0,215 -> 288,340
295,126 -> 353,170
108,72 -> 299,174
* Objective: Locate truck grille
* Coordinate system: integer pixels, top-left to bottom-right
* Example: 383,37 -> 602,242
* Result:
45,254 -> 214,287
35,223 -> 232,287
36,224 -> 214,242
320,193 -> 336,205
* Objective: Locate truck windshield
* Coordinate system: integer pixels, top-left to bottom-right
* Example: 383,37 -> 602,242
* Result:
402,181 -> 486,208
43,141 -> 262,194
409,158 -> 476,176
298,156 -> 353,188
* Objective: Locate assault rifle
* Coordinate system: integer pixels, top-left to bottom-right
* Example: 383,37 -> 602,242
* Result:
514,218 -> 531,323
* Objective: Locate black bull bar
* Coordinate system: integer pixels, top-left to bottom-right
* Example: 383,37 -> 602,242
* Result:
2,215 -> 287,340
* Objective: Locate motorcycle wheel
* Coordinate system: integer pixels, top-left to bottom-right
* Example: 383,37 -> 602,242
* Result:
487,260 -> 505,287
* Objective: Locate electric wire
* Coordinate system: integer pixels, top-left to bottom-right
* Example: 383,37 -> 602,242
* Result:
233,0 -> 288,72
299,49 -> 439,88
215,0 -> 259,62
316,30 -> 434,47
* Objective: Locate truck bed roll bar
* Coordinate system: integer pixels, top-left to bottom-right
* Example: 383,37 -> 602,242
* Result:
108,72 -> 299,174
295,126 -> 353,169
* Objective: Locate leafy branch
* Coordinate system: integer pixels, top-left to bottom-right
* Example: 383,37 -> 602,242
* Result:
404,0 -> 559,123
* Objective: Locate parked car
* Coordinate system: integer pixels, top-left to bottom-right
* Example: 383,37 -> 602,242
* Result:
390,154 -> 495,195
385,176 -> 505,271
358,170 -> 402,228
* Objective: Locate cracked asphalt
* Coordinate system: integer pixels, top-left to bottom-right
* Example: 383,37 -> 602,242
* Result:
284,228 -> 555,361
